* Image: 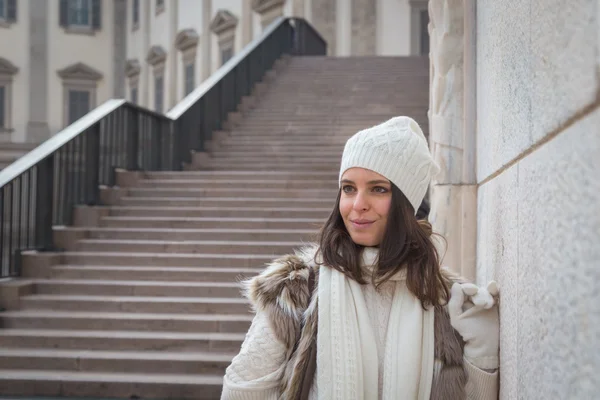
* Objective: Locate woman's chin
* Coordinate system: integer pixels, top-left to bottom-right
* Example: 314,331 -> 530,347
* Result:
349,234 -> 381,247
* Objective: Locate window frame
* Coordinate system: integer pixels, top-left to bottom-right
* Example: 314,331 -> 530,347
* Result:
67,89 -> 92,125
58,63 -> 101,127
67,0 -> 92,28
184,62 -> 195,96
154,74 -> 164,113
0,57 -> 18,134
155,0 -> 165,15
132,0 -> 139,30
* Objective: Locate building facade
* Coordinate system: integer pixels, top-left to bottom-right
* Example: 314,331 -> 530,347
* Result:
0,0 -> 430,143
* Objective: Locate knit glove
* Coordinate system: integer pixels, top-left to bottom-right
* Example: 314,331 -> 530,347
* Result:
448,281 -> 500,370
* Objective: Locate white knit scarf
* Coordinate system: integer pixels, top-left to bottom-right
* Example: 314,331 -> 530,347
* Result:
316,248 -> 435,400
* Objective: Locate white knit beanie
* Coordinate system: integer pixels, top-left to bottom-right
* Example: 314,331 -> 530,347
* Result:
339,116 -> 440,214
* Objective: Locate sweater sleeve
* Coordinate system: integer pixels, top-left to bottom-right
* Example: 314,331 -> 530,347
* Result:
465,357 -> 499,400
221,311 -> 288,400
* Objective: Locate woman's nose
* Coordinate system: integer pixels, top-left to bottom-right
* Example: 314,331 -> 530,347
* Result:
352,192 -> 369,211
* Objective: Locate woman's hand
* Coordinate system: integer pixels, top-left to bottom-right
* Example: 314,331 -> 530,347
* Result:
448,281 -> 500,370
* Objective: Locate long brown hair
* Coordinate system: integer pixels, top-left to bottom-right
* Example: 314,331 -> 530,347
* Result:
316,184 -> 449,308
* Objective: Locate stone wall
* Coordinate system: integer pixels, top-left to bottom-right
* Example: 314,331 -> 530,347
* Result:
351,0 -> 377,55
475,0 -> 600,398
311,0 -> 336,56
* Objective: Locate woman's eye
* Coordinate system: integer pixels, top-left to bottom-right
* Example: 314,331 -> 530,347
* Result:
342,185 -> 355,194
373,186 -> 389,193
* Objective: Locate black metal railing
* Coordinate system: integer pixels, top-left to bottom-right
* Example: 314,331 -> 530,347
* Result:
0,17 -> 326,278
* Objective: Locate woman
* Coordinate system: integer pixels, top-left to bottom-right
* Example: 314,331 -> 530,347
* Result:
221,116 -> 500,399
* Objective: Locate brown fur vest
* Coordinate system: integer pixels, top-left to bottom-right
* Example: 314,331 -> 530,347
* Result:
244,247 -> 467,399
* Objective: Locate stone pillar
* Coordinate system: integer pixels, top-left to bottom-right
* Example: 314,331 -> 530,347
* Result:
26,0 -> 50,142
428,0 -> 477,281
201,0 -> 212,81
293,0 -> 305,17
168,0 -> 178,108
113,0 -> 127,98
336,0 -> 351,56
242,0 -> 254,46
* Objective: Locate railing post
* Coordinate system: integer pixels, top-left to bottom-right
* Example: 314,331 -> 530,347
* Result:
35,155 -> 54,251
127,108 -> 139,171
85,124 -> 100,205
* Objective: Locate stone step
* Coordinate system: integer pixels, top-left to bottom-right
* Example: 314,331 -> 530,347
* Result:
100,216 -> 324,230
143,170 -> 338,180
107,205 -> 331,219
0,369 -> 223,399
20,294 -> 250,314
125,187 -> 337,199
202,161 -> 340,171
58,226 -> 318,242
136,178 -> 337,190
0,348 -> 235,376
76,239 -> 302,255
215,144 -> 344,152
0,310 -> 253,333
32,279 -> 243,297
59,251 -> 277,267
117,195 -> 333,208
32,265 -> 261,283
0,329 -> 245,352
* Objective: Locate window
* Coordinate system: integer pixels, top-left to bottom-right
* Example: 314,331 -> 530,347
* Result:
0,86 -> 5,129
184,63 -> 195,95
410,0 -> 429,56
0,57 -> 18,131
221,47 -> 234,66
132,0 -> 139,28
58,62 -> 101,126
154,76 -> 163,112
60,0 -> 101,31
68,0 -> 91,26
156,0 -> 164,14
419,10 -> 429,55
0,0 -> 17,24
130,87 -> 138,104
68,90 -> 91,124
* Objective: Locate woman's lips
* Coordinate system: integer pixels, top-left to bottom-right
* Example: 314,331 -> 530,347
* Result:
350,219 -> 375,229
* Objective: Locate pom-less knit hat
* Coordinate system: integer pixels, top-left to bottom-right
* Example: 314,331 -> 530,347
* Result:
339,116 -> 440,214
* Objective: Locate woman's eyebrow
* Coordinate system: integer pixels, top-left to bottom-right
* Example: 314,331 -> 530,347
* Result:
367,180 -> 390,185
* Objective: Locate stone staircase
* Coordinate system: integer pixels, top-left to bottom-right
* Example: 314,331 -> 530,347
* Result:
0,56 -> 429,399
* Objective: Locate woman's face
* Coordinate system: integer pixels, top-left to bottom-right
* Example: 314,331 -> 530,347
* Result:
339,167 -> 392,247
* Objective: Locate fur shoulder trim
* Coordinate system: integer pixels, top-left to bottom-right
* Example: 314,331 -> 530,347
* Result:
242,244 -> 319,348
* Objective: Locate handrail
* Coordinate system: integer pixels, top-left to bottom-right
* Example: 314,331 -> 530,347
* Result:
0,17 -> 327,278
168,17 -> 288,120
0,100 -> 125,188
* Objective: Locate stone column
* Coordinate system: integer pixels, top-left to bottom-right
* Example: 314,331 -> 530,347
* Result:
26,0 -> 50,142
428,0 -> 477,280
113,0 -> 127,98
242,0 -> 254,46
293,0 -> 305,17
201,0 -> 212,81
336,0 -> 351,56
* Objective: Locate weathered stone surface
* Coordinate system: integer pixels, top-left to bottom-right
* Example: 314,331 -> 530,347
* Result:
311,0 -> 336,56
351,0 -> 377,56
477,0 -> 599,181
477,109 -> 600,399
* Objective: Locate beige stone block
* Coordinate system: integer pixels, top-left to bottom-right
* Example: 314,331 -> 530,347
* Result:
99,186 -> 126,205
53,226 -> 88,251
72,206 -> 110,227
477,0 -> 599,181
115,169 -> 143,187
430,184 -> 477,280
477,108 -> 600,399
0,279 -> 33,310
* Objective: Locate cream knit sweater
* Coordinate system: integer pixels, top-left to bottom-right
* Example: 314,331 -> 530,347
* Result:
222,280 -> 498,400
